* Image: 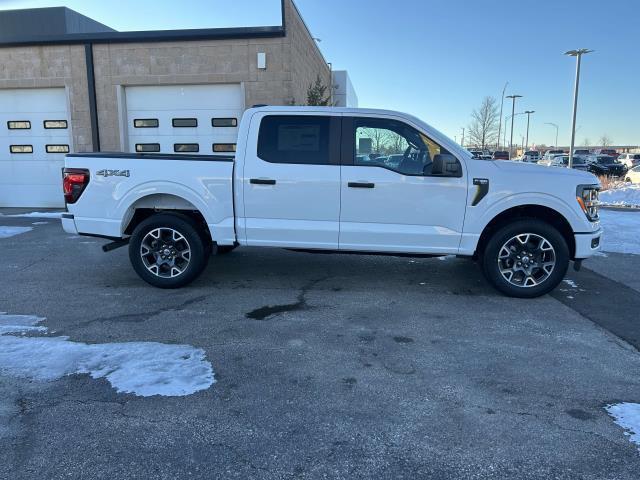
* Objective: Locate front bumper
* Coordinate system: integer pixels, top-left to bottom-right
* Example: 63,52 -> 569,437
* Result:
574,228 -> 602,259
61,213 -> 79,235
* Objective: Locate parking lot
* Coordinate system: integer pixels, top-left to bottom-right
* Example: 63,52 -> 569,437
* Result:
1,211 -> 640,479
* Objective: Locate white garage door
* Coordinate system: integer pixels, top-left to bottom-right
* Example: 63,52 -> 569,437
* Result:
125,84 -> 244,155
0,88 -> 71,208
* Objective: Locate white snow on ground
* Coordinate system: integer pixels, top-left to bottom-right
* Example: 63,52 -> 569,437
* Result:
599,210 -> 640,255
0,312 -> 214,397
600,184 -> 640,208
0,226 -> 32,239
1,211 -> 63,219
605,403 -> 640,452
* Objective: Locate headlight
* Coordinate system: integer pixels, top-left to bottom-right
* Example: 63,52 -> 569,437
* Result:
576,185 -> 600,221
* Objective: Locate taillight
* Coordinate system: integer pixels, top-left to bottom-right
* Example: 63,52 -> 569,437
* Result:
62,168 -> 90,204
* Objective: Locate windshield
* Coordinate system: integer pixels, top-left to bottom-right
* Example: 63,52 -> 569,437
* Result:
597,157 -> 612,164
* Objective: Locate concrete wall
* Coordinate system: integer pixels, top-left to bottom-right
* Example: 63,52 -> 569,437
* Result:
287,0 -> 331,106
0,45 -> 93,152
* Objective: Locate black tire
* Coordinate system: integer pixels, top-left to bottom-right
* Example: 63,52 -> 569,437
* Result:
481,219 -> 569,298
215,244 -> 237,255
129,213 -> 209,288
626,177 -> 632,183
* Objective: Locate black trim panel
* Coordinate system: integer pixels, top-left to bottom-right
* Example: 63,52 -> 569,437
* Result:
66,152 -> 235,162
471,178 -> 489,206
84,43 -> 100,151
0,26 -> 285,47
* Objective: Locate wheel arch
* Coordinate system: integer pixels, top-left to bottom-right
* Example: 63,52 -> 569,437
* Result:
475,204 -> 576,260
121,193 -> 211,242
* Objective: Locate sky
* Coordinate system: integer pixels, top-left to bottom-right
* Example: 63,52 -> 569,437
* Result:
1,0 -> 638,147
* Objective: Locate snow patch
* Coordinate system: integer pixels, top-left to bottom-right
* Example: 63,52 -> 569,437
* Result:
605,403 -> 640,452
31,221 -> 49,225
2,211 -> 63,219
0,313 -> 214,397
563,279 -> 578,288
600,184 -> 640,208
0,226 -> 32,239
599,210 -> 640,255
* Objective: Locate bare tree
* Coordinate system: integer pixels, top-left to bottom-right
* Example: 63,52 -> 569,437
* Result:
360,128 -> 391,154
583,138 -> 591,147
599,134 -> 612,147
467,97 -> 499,149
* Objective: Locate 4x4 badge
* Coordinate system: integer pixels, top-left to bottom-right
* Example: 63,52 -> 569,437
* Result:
96,169 -> 130,178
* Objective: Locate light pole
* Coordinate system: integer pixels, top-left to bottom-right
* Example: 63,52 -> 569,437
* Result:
545,122 -> 559,148
497,81 -> 508,149
506,94 -> 522,159
565,48 -> 593,168
461,127 -> 465,147
524,110 -> 535,150
505,111 -> 524,155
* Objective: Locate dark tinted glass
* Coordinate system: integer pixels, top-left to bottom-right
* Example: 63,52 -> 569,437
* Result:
258,115 -> 330,165
134,119 -> 159,128
44,120 -> 67,129
212,118 -> 237,127
135,143 -> 161,153
174,143 -> 199,153
172,118 -> 198,128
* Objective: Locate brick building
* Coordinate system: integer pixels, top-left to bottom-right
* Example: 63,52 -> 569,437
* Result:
0,0 -> 355,207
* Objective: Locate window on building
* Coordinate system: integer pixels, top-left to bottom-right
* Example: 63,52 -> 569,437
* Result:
353,118 -> 457,176
44,120 -> 68,129
174,143 -> 199,153
213,143 -> 236,153
212,118 -> 237,127
134,119 -> 159,128
257,115 -> 332,164
46,145 -> 70,153
172,118 -> 198,128
135,143 -> 161,153
10,145 -> 33,154
7,121 -> 31,130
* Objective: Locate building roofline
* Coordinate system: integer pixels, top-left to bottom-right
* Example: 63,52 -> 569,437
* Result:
0,25 -> 285,47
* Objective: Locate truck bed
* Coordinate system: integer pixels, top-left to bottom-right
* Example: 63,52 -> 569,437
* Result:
63,152 -> 237,244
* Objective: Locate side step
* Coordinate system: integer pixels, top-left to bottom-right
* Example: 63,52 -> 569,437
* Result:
102,238 -> 130,253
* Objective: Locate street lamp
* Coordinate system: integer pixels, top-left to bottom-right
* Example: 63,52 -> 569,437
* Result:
524,110 -> 535,150
461,127 -> 465,147
544,122 -> 559,148
497,82 -> 508,149
505,111 -> 524,155
506,94 -> 523,159
565,48 -> 593,168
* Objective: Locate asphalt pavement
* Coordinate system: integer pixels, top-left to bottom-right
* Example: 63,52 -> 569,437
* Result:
1,212 -> 639,480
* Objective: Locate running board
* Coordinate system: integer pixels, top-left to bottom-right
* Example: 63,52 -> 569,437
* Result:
102,238 -> 130,252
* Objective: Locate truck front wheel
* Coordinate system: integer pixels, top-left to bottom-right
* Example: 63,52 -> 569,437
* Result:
481,219 -> 569,298
129,213 -> 209,288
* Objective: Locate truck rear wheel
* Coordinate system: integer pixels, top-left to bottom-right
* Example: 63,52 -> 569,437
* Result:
129,213 -> 209,288
481,219 -> 569,298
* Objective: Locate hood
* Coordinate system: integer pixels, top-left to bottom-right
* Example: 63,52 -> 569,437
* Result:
493,159 -> 598,183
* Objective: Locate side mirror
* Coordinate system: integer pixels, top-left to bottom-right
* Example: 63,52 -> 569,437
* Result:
429,154 -> 462,177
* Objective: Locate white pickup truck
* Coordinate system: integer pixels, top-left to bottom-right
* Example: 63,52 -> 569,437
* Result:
61,106 -> 602,298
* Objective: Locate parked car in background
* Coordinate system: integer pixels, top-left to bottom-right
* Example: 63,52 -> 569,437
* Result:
618,153 -> 640,169
573,149 -> 590,156
596,148 -> 618,157
625,165 -> 640,184
521,151 -> 540,163
385,154 -> 404,168
541,150 -> 565,162
468,149 -> 483,159
539,154 -> 588,171
492,150 -> 510,160
586,155 -> 627,177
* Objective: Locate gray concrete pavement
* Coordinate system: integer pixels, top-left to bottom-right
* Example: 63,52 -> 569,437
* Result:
1,215 -> 639,479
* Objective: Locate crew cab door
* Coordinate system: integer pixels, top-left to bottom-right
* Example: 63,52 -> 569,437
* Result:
241,112 -> 341,248
339,116 -> 467,254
